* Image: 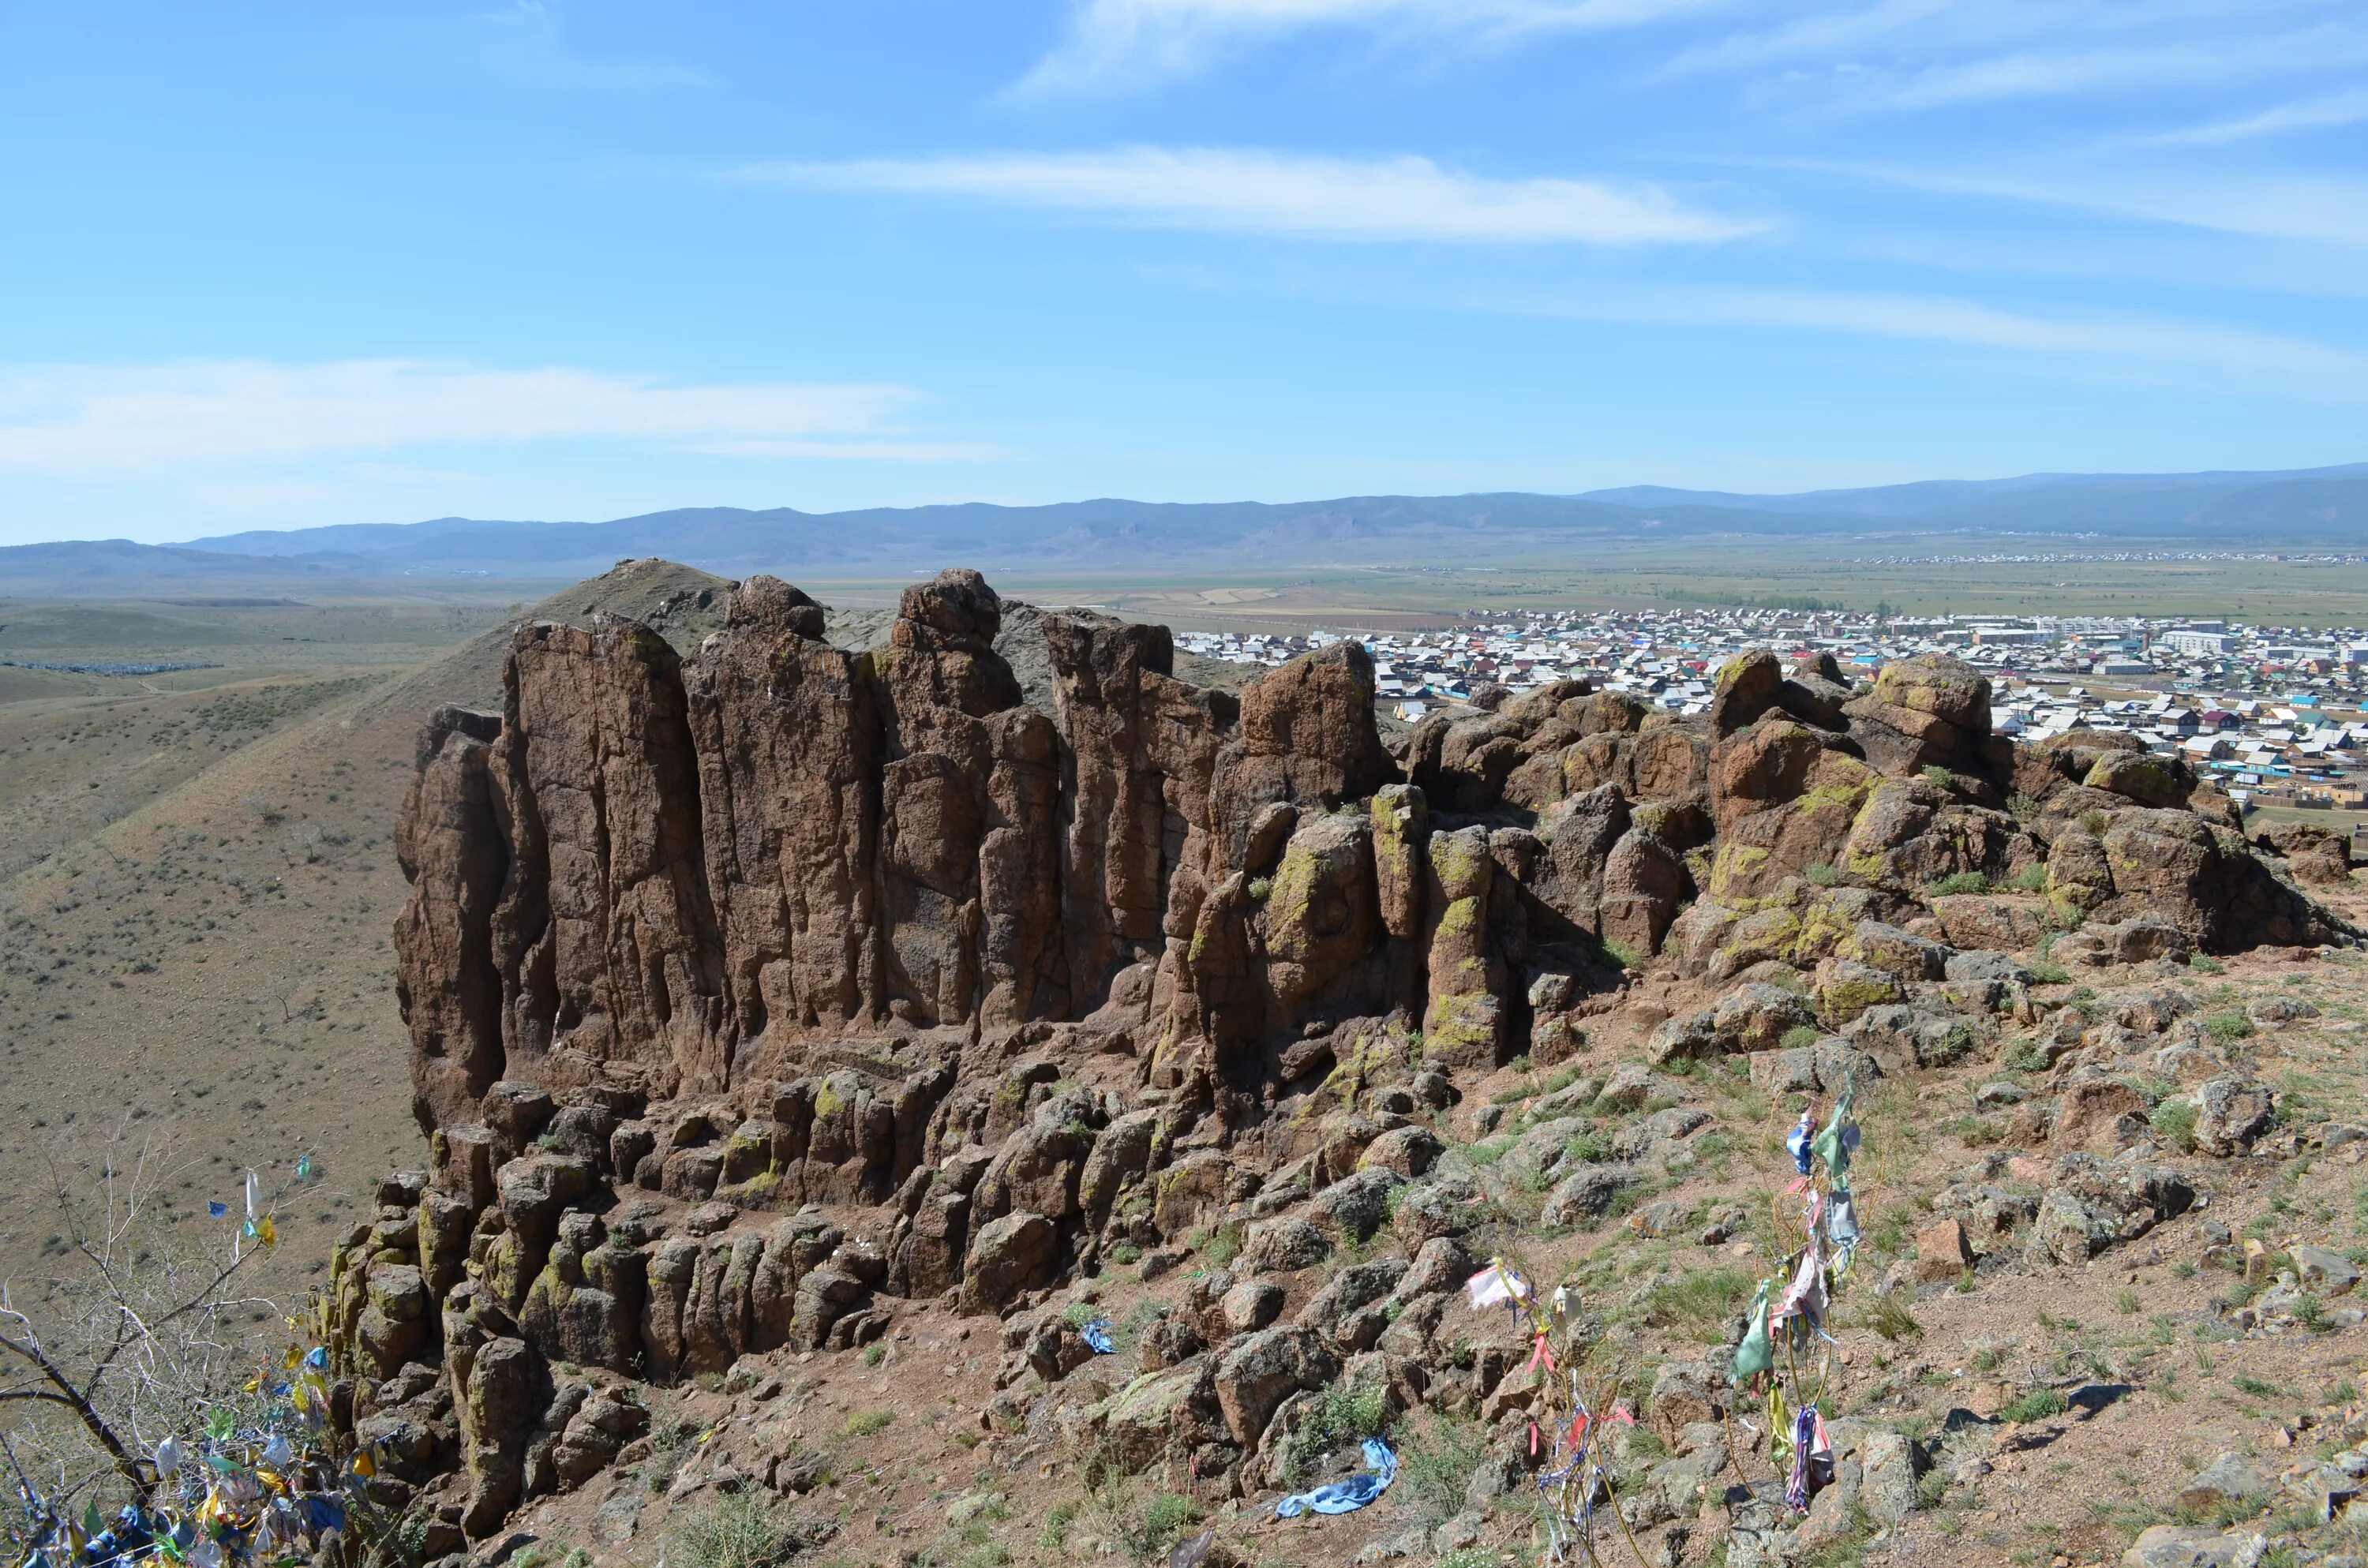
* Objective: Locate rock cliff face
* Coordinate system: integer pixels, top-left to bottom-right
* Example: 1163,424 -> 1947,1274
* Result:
348,565 -> 2352,1542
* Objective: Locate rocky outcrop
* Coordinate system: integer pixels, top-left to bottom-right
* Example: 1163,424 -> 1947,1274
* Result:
362,567 -> 2355,1544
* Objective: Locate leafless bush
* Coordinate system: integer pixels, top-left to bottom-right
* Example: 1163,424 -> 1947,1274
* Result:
0,1131 -> 405,1562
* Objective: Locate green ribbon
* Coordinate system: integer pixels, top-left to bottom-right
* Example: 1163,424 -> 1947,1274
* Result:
1730,1277 -> 1775,1385
1812,1076 -> 1858,1184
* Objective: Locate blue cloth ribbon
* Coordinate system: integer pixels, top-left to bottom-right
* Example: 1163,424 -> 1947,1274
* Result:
1080,1319 -> 1115,1355
1275,1439 -> 1397,1517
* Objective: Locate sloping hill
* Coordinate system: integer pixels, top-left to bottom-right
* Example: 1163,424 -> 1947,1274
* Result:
0,561 -> 733,1294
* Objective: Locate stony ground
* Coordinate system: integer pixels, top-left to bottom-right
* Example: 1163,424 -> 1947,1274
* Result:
440,878 -> 2368,1568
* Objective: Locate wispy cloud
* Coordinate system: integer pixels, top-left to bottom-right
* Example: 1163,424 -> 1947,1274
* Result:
1574,285 -> 2368,382
1789,159 -> 2368,249
1018,0 -> 1718,95
2134,86 -> 2368,145
1877,28 -> 2368,110
0,361 -> 978,471
1665,2 -> 2368,117
735,146 -> 1763,244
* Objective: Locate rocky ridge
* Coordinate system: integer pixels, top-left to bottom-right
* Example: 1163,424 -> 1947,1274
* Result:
330,563 -> 2361,1562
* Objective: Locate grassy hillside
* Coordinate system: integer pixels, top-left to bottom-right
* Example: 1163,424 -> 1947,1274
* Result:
0,563 -> 729,1297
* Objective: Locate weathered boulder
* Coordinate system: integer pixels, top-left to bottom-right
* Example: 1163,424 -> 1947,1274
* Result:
2085,750 -> 2191,810
958,1211 -> 1058,1315
2190,1076 -> 2275,1156
2254,820 -> 2354,887
2029,1154 -> 2194,1264
1213,1325 -> 1338,1446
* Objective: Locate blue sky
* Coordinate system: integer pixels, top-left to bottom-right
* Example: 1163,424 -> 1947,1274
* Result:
3,1 -> 2366,547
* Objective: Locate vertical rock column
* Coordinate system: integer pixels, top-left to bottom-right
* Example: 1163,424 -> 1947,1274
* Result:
1422,825 -> 1504,1068
873,568 -> 1036,1027
395,706 -> 508,1132
684,576 -> 882,1061
489,621 -> 729,1099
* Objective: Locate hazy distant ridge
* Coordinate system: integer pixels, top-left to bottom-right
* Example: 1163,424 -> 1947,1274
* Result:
6,463 -> 2363,595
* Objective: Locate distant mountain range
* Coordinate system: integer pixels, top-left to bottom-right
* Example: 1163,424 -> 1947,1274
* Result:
7,462 -> 2365,596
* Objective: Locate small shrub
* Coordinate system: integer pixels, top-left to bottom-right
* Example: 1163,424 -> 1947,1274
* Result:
1643,1267 -> 1754,1336
1396,1416 -> 1488,1525
2078,808 -> 2110,836
1856,1291 -> 1924,1343
2113,1288 -> 2140,1315
1561,1126 -> 1612,1164
2172,1490 -> 2265,1529
670,1493 -> 815,1568
2189,954 -> 2224,975
1804,862 -> 1840,887
1999,1386 -> 2067,1424
1602,937 -> 1645,971
2007,863 -> 2048,892
2027,958 -> 2071,985
2005,1036 -> 2054,1072
2150,1098 -> 2198,1153
1040,1500 -> 1080,1552
2204,1011 -> 2254,1044
2232,1373 -> 2280,1398
1125,1493 -> 1199,1562
1924,765 -> 1959,791
1247,876 -> 1273,902
1273,1379 -> 1394,1483
841,1409 -> 895,1439
862,1342 -> 886,1367
1779,1023 -> 1820,1051
1930,870 -> 1991,896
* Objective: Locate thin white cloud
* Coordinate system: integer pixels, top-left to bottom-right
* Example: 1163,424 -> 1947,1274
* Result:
1879,36 -> 2350,110
1789,159 -> 2368,249
2135,87 -> 2368,146
1018,0 -> 1719,94
1666,2 -> 2368,118
694,439 -> 1010,461
0,361 -> 973,472
738,146 -> 1762,244
1587,286 -> 2368,381
1661,0 -> 1952,77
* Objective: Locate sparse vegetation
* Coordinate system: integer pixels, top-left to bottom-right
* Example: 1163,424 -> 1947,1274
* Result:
671,1492 -> 816,1568
1643,1266 -> 1754,1335
2000,1387 -> 2068,1424
1396,1415 -> 1489,1525
2205,1010 -> 2256,1043
841,1408 -> 896,1439
2151,1098 -> 2199,1152
1855,1290 -> 1924,1342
